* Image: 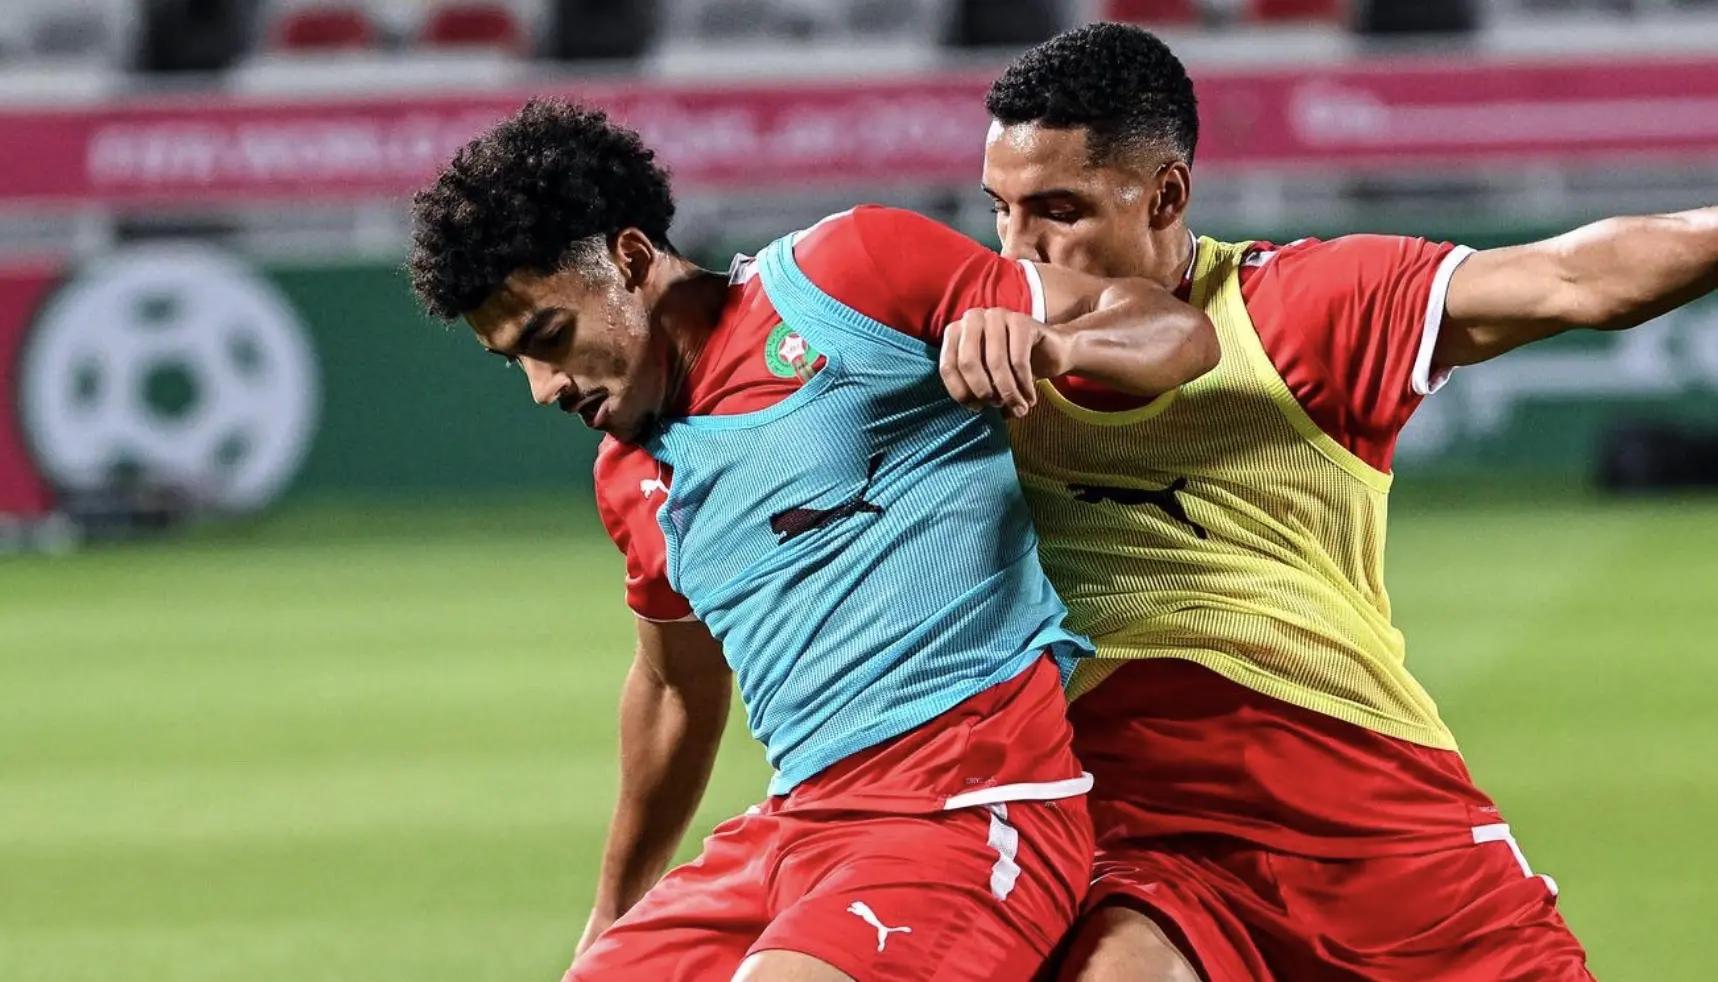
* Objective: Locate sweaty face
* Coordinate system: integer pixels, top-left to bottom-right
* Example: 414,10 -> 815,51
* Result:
982,121 -> 1169,280
467,262 -> 664,442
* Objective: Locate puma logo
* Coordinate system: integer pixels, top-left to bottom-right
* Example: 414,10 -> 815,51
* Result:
1068,477 -> 1209,540
639,478 -> 669,499
846,900 -> 912,952
768,453 -> 885,543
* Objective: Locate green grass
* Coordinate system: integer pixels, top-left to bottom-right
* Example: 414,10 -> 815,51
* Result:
3,491 -> 1716,980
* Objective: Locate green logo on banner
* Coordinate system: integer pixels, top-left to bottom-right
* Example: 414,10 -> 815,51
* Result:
765,321 -> 820,381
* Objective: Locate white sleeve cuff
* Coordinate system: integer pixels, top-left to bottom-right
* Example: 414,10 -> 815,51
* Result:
635,611 -> 699,624
1411,245 -> 1476,396
1018,259 -> 1047,322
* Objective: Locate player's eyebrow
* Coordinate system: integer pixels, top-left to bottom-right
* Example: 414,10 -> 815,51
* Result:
502,307 -> 562,355
981,184 -> 1085,205
1020,188 -> 1083,204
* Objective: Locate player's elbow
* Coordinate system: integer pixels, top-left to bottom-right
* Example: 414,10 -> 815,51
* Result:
1150,307 -> 1220,390
1098,281 -> 1219,388
1182,310 -> 1221,382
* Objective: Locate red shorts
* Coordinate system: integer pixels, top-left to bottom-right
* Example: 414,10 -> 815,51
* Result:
1089,827 -> 1591,981
1069,660 -> 1592,981
569,795 -> 1092,982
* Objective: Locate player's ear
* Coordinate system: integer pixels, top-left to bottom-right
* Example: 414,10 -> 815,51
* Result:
1151,161 -> 1192,231
611,228 -> 658,293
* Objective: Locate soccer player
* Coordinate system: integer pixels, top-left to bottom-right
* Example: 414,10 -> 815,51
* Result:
978,23 -> 1718,981
405,100 -> 1218,982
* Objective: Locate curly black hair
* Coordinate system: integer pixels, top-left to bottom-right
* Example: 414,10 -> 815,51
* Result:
985,22 -> 1198,166
407,98 -> 676,320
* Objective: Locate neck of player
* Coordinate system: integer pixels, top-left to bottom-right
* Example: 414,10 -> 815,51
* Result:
1154,223 -> 1194,292
652,258 -> 731,414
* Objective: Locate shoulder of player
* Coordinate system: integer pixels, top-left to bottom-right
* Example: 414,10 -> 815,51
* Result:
794,204 -> 941,266
1250,233 -> 1439,272
1237,236 -> 1313,269
804,203 -> 936,237
789,204 -> 922,321
594,438 -> 668,511
1238,233 -> 1436,298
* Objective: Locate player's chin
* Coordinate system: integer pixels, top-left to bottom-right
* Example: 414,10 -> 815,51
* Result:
604,407 -> 653,444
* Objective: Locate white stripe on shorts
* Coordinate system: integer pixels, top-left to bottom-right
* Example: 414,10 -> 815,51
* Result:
986,803 -> 1022,902
1473,822 -> 1559,896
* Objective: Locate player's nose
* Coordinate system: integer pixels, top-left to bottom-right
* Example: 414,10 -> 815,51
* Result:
523,362 -> 569,407
998,219 -> 1045,263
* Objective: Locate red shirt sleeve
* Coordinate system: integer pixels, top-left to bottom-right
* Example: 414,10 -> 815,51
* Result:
593,436 -> 693,622
1241,234 -> 1462,473
793,205 -> 1035,343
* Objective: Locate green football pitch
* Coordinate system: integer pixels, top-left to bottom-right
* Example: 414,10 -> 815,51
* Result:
4,491 -> 1716,980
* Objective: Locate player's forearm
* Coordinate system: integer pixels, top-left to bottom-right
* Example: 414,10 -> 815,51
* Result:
1554,206 -> 1718,331
1051,281 -> 1219,396
588,658 -> 730,921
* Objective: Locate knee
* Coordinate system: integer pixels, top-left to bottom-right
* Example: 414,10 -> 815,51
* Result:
1058,903 -> 1200,982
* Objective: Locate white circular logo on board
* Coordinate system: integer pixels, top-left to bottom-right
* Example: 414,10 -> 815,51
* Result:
20,243 -> 319,511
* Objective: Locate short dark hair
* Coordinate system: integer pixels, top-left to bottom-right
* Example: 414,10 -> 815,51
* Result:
407,98 -> 676,319
985,22 -> 1199,166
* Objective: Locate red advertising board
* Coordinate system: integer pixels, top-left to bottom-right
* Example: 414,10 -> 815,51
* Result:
0,266 -> 59,518
2,55 -> 1716,208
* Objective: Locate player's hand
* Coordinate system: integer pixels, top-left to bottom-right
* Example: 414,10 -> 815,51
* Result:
939,308 -> 1072,418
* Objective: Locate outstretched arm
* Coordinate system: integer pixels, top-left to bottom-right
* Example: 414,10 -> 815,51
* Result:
1438,206 -> 1718,368
574,617 -> 731,959
939,263 -> 1218,417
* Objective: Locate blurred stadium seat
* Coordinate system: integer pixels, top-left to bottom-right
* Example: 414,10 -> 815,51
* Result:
272,3 -> 383,50
137,0 -> 253,71
944,0 -> 1063,45
1358,0 -> 1477,33
420,2 -> 527,52
1102,0 -> 1201,25
1249,0 -> 1345,21
543,0 -> 656,59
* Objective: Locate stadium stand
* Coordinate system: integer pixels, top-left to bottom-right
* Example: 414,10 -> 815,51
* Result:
7,0 -> 1718,76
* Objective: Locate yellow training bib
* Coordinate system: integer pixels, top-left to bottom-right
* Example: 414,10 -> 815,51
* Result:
1009,237 -> 1454,750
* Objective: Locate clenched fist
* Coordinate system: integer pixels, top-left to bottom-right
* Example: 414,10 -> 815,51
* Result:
937,308 -> 1074,418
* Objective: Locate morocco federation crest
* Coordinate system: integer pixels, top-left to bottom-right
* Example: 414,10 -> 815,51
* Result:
765,321 -> 821,382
